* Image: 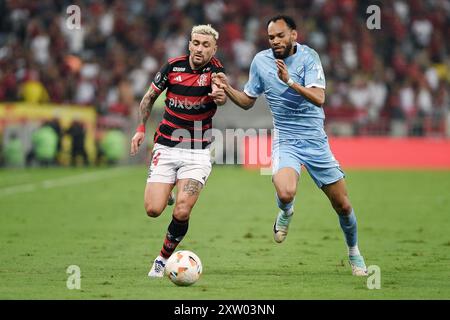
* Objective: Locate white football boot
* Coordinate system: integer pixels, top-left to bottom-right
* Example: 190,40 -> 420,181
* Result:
148,257 -> 166,278
349,255 -> 368,276
273,210 -> 294,243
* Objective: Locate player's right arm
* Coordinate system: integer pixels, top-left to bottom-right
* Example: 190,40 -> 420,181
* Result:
212,72 -> 256,110
130,63 -> 170,156
130,86 -> 160,156
215,56 -> 263,110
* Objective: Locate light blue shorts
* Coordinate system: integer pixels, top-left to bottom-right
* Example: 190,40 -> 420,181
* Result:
272,137 -> 345,188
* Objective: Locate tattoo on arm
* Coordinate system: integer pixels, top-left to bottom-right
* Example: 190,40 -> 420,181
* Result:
139,87 -> 159,125
183,179 -> 202,196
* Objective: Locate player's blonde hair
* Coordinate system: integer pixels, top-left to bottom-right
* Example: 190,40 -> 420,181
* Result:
191,24 -> 219,42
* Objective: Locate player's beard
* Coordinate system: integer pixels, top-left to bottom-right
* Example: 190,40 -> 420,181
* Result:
191,54 -> 208,69
272,41 -> 293,59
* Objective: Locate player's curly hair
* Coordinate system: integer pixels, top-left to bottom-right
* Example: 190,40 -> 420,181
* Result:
191,24 -> 219,41
267,15 -> 297,30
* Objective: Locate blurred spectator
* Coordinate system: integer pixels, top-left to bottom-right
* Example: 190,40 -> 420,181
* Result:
66,120 -> 88,166
75,62 -> 99,105
399,80 -> 416,120
26,122 -> 58,167
98,129 -> 127,165
411,13 -> 433,48
19,70 -> 49,103
165,28 -> 189,60
30,27 -> 50,65
417,82 -> 433,117
367,75 -> 388,121
435,81 -> 450,115
347,75 -> 370,123
47,118 -> 63,160
205,0 -> 226,23
232,38 -> 256,70
111,79 -> 134,116
0,66 -> 17,101
4,132 -> 25,167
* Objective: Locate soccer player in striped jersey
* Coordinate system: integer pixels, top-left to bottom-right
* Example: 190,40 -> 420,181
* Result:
130,24 -> 226,278
213,15 -> 368,276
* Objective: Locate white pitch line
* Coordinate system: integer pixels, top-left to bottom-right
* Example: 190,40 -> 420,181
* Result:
0,167 -> 131,198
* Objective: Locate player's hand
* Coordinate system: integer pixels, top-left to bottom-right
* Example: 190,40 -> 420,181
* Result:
130,132 -> 145,156
275,59 -> 290,83
209,87 -> 226,105
212,72 -> 229,90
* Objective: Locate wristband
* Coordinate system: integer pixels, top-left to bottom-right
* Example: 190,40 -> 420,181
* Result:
287,78 -> 295,87
136,124 -> 146,133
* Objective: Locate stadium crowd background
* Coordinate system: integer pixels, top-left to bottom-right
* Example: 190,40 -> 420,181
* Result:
0,0 -> 449,166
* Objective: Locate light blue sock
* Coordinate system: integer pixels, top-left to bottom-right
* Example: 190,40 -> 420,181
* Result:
276,193 -> 294,213
338,209 -> 358,248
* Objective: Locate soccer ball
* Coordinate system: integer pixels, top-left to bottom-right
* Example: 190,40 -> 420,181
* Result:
165,250 -> 202,286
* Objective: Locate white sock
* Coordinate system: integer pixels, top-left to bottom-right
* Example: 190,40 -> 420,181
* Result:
283,207 -> 294,217
348,245 -> 361,256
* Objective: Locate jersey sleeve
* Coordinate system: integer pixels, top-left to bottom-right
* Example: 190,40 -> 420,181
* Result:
304,50 -> 326,89
150,62 -> 170,94
243,57 -> 264,98
213,64 -> 225,74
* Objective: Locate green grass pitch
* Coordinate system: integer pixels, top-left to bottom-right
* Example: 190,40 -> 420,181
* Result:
0,165 -> 449,299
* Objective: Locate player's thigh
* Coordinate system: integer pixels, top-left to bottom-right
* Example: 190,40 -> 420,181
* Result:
272,139 -> 301,175
177,148 -> 212,185
272,139 -> 300,197
146,144 -> 178,184
144,182 -> 174,214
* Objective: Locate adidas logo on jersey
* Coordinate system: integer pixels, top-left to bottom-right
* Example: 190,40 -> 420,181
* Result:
174,75 -> 182,82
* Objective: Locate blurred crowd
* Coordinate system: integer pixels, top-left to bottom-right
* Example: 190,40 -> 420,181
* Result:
1,118 -> 127,167
0,0 -> 449,136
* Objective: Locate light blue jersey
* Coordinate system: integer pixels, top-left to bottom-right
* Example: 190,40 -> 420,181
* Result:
244,43 -> 343,187
244,43 -> 326,140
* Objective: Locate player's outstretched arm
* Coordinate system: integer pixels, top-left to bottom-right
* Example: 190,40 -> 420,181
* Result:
212,73 -> 256,110
130,87 -> 160,156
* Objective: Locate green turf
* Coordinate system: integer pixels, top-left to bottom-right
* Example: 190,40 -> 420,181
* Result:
0,166 -> 449,299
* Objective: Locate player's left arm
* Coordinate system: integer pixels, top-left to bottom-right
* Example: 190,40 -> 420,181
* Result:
275,59 -> 325,107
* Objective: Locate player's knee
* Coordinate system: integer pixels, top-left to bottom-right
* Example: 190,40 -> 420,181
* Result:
173,201 -> 192,221
144,202 -> 164,218
278,188 -> 296,204
334,200 -> 352,216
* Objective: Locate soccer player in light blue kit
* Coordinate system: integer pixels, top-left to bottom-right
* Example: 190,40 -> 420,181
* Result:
213,15 -> 368,276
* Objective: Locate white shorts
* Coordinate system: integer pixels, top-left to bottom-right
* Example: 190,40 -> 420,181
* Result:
146,143 -> 212,185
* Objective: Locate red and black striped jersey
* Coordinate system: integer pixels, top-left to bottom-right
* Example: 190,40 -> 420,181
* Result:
150,55 -> 225,149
